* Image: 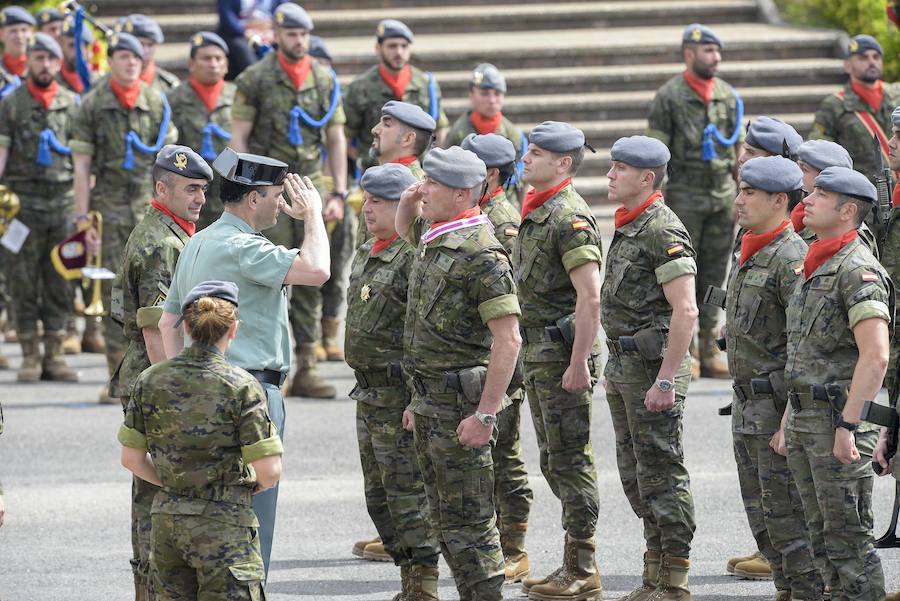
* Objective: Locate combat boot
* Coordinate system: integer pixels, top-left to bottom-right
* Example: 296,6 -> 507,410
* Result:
501,521 -> 530,583
17,334 -> 42,382
363,539 -> 392,562
63,318 -> 81,355
528,535 -> 602,601
732,553 -> 772,580
392,563 -> 410,601
645,555 -> 690,601
615,550 -> 660,601
352,536 -> 380,558
407,564 -> 439,601
773,591 -> 790,601
321,316 -> 345,361
522,567 -> 564,594
698,328 -> 729,379
884,592 -> 900,601
726,550 -> 762,575
315,343 -> 327,362
290,343 -> 336,398
42,331 -> 78,382
81,316 -> 105,354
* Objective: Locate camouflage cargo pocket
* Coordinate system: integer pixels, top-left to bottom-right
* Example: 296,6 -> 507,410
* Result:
228,561 -> 266,601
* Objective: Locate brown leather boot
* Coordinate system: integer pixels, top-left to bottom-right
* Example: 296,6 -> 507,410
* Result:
315,343 -> 327,362
646,556 -> 690,601
321,316 -> 344,361
42,331 -> 78,382
392,563 -> 410,601
726,550 -> 761,575
732,553 -> 772,580
501,521 -> 530,583
63,318 -> 81,355
17,334 -> 42,382
290,344 -> 337,398
615,550 -> 660,601
698,328 -> 729,379
522,566 -> 563,594
352,536 -> 380,558
363,539 -> 392,561
884,592 -> 900,601
528,535 -> 602,600
81,316 -> 106,354
407,565 -> 439,601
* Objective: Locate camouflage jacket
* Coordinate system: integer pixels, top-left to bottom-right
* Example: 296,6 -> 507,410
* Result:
118,344 -> 283,526
726,225 -> 806,434
343,64 -> 448,171
0,82 -> 78,201
647,75 -> 744,199
809,81 -> 900,182
69,80 -> 178,225
513,182 -> 602,361
403,216 -> 520,419
0,64 -> 21,101
480,187 -> 520,255
345,235 -> 414,407
108,205 -> 191,399
232,51 -> 345,173
880,204 -> 900,306
444,111 -> 523,157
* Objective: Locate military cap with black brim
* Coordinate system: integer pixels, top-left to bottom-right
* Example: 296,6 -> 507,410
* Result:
422,146 -> 486,189
173,280 -> 240,327
117,14 -> 164,44
274,3 -> 314,30
156,145 -> 214,181
361,164 -> 418,201
37,8 -> 64,26
377,19 -> 413,43
740,155 -> 803,193
610,135 -> 671,168
107,32 -> 145,60
814,166 -> 877,203
382,100 -> 436,133
847,34 -> 882,57
28,32 -> 63,60
309,35 -> 332,62
461,133 -> 516,168
213,147 -> 288,186
796,140 -> 853,171
530,121 -> 595,153
682,23 -> 722,48
745,116 -> 803,157
471,63 -> 506,93
190,31 -> 228,56
1,6 -> 36,28
62,17 -> 94,44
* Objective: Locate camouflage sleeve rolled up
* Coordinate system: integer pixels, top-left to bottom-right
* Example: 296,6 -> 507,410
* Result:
469,251 -> 521,324
118,377 -> 148,450
648,218 -> 697,285
232,67 -> 260,123
840,265 -> 892,328
237,378 -> 283,464
555,210 -> 603,273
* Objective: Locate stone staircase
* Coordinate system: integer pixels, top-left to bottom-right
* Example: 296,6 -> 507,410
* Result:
86,0 -> 847,204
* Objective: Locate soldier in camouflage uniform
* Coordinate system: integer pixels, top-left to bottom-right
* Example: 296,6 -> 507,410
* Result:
647,23 -> 743,379
600,136 -> 697,601
113,14 -> 180,94
785,167 -> 889,601
70,32 -> 178,403
343,19 -> 448,174
36,8 -> 64,40
108,146 -> 213,601
57,16 -> 96,94
460,132 -> 533,583
514,122 -> 603,601
347,164 -> 441,600
396,146 -> 522,601
883,110 -> 900,397
119,281 -> 283,601
0,34 -> 79,383
723,156 -> 822,600
230,2 -> 348,399
168,32 -> 236,231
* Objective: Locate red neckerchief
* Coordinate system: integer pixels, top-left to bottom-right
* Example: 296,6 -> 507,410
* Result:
2,53 -> 26,77
109,78 -> 141,111
471,111 -> 503,135
379,63 -> 411,100
189,77 -> 224,113
851,79 -> 884,112
479,186 -> 504,207
371,232 -> 399,256
430,206 -> 481,230
893,182 -> 900,208
683,69 -> 714,105
151,200 -> 196,236
740,220 -> 789,266
392,155 -> 418,165
140,61 -> 156,86
790,202 -> 806,233
60,64 -> 84,93
804,229 -> 857,279
277,51 -> 311,90
614,190 -> 662,228
521,177 -> 572,220
26,78 -> 58,110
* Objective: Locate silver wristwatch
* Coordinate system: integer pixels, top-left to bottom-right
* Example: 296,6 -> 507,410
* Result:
474,411 -> 497,427
655,379 -> 675,392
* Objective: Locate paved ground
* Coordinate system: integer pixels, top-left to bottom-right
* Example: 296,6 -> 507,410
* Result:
0,336 -> 898,600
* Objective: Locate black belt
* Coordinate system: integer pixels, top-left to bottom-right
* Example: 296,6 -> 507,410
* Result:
248,369 -> 286,387
732,378 -> 774,402
354,368 -> 402,389
521,326 -> 564,344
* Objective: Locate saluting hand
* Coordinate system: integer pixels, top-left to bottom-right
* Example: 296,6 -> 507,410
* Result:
281,173 -> 322,220
833,427 -> 860,465
399,180 -> 425,206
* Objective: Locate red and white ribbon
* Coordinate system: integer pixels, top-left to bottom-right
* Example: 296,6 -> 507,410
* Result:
421,214 -> 490,244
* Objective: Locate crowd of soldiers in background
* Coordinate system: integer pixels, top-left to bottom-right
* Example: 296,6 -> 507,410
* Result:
0,2 -> 899,601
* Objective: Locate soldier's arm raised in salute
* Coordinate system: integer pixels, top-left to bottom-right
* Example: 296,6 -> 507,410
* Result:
395,180 -> 425,242
282,173 -> 331,285
563,263 -> 602,392
646,274 -> 699,412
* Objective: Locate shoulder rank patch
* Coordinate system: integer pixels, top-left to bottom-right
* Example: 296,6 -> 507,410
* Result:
861,272 -> 879,282
793,265 -> 803,276
666,244 -> 685,256
571,219 -> 590,230
504,227 -> 519,237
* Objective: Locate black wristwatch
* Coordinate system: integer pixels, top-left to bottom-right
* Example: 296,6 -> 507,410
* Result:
835,415 -> 859,432
328,190 -> 349,201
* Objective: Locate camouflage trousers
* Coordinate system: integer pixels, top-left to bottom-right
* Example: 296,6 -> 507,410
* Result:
786,409 -> 884,601
733,432 -> 821,598
356,399 -> 440,567
413,413 -> 505,601
665,186 -> 735,330
150,514 -> 266,601
604,352 -> 695,557
132,475 -> 161,592
492,393 -> 533,525
101,219 -> 136,375
523,355 -> 600,539
6,206 -> 73,334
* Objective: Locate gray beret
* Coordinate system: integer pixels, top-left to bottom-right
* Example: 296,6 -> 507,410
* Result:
155,145 -> 214,181
892,106 -> 900,129
796,140 -> 853,171
377,19 -> 413,43
461,133 -> 516,168
610,135 -> 671,168
62,17 -> 94,44
213,147 -> 288,186
275,3 -> 314,31
1,6 -> 36,28
682,23 -> 722,48
27,32 -> 62,60
848,34 -> 882,57
190,31 -> 228,56
814,166 -> 877,203
382,100 -> 436,132
530,121 -> 586,153
740,156 -> 803,193
471,63 -> 506,93
422,146 -> 486,189
174,280 -> 239,327
36,8 -> 64,26
107,32 -> 145,61
360,163 -> 418,201
744,116 -> 803,157
309,35 -> 332,62
118,14 -> 164,44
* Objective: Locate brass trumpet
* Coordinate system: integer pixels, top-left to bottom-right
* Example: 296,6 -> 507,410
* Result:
81,211 -> 115,316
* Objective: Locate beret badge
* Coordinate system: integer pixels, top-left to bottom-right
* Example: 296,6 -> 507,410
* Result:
691,28 -> 702,42
174,153 -> 188,171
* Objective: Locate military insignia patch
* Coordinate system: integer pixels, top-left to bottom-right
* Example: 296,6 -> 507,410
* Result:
360,284 -> 371,302
63,20 -> 71,33
472,70 -> 484,85
849,39 -> 859,53
40,13 -> 50,23
174,153 -> 188,171
504,227 -> 519,237
125,21 -> 134,33
571,219 -> 589,230
276,11 -> 285,25
110,34 -> 119,46
691,28 -> 702,42
862,272 -> 879,282
666,244 -> 685,256
192,33 -> 204,46
376,22 -> 385,36
0,15 -> 6,26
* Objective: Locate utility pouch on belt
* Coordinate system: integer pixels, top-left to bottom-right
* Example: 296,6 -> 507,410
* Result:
812,382 -> 848,427
632,327 -> 665,360
716,336 -> 727,351
387,361 -> 403,382
555,313 -> 576,348
764,370 -> 788,413
704,285 -> 727,309
444,366 -> 488,404
861,400 -> 899,429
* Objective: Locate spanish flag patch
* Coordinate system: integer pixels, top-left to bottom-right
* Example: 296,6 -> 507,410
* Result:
504,227 -> 519,237
861,272 -> 879,282
793,265 -> 803,276
571,219 -> 590,230
666,244 -> 685,256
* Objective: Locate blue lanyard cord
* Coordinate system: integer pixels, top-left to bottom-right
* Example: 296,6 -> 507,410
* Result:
122,91 -> 172,170
0,76 -> 20,100
37,128 -> 72,166
200,121 -> 232,161
288,68 -> 341,146
73,7 -> 92,93
701,87 -> 744,161
508,131 -> 528,185
426,72 -> 439,121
